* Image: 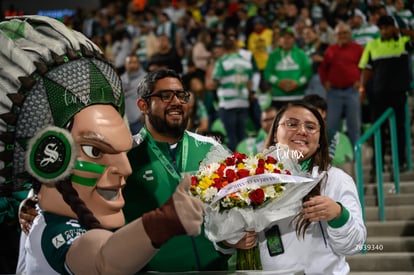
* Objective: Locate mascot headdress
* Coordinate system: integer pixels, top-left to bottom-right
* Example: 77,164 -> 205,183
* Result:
0,15 -> 124,197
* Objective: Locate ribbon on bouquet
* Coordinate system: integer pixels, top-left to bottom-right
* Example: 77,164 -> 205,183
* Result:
210,173 -> 314,206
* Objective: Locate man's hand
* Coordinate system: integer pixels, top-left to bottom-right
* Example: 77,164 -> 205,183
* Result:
358,85 -> 366,102
278,79 -> 298,92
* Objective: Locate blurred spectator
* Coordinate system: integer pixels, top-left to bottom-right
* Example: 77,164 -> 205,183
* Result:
147,33 -> 183,74
103,31 -> 114,63
315,18 -> 336,45
332,2 -> 351,25
319,22 -> 363,148
156,12 -> 177,44
192,30 -> 213,72
299,6 -> 313,27
236,106 -> 278,155
247,16 -> 273,74
302,25 -> 328,99
271,20 -> 282,50
163,0 -> 186,24
142,9 -> 158,33
132,21 -> 159,70
121,54 -> 146,135
285,2 -> 300,26
349,8 -> 380,47
310,0 -> 331,24
182,60 -> 206,90
293,17 -> 310,48
231,26 -> 262,131
366,0 -> 388,18
264,27 -> 312,109
204,40 -> 225,129
112,28 -> 133,74
349,8 -> 380,126
186,87 -> 209,135
212,36 -> 253,151
393,0 -> 414,29
359,15 -> 414,171
303,94 -> 339,160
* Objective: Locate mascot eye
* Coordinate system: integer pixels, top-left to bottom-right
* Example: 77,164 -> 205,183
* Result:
81,145 -> 102,159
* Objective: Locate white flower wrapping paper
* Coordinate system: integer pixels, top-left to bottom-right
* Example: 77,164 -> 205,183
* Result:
199,144 -> 324,244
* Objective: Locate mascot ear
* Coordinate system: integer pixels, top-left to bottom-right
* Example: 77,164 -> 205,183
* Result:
26,126 -> 77,187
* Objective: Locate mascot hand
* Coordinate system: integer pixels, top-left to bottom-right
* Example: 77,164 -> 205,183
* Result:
142,174 -> 203,248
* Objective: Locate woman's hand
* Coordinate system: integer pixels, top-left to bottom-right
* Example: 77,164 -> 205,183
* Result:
302,196 -> 342,222
222,231 -> 257,250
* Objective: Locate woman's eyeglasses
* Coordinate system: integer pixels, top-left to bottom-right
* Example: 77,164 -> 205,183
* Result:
143,89 -> 190,103
279,118 -> 320,134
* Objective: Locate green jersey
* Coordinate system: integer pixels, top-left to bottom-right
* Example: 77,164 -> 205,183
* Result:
264,45 -> 312,101
123,127 -> 230,272
212,52 -> 253,110
351,23 -> 380,47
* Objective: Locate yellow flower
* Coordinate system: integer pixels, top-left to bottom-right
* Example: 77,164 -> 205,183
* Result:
199,176 -> 213,190
265,163 -> 274,171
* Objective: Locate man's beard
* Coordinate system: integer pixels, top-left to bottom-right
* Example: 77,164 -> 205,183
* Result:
147,109 -> 188,139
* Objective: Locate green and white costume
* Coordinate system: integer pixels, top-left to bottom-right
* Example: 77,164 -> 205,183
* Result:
0,16 -> 124,274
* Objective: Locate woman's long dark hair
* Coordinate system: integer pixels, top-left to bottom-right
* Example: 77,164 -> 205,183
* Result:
264,101 -> 331,237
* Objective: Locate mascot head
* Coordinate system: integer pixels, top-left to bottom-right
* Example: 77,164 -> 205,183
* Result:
0,16 -> 132,229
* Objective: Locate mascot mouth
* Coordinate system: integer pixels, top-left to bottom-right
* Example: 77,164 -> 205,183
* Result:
97,188 -> 120,201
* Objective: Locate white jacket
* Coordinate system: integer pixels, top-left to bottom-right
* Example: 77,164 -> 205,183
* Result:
258,167 -> 366,275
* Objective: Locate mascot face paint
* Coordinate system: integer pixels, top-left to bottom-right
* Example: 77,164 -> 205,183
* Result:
71,105 -> 132,229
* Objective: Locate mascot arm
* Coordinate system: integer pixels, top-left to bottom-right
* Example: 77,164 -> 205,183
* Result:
66,174 -> 203,274
66,220 -> 156,274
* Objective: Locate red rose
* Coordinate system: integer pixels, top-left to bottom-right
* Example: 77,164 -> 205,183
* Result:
234,152 -> 247,163
217,164 -> 226,177
286,170 -> 291,175
266,156 -> 277,164
249,188 -> 265,205
191,176 -> 198,186
237,169 -> 250,179
225,157 -> 235,166
273,168 -> 281,174
255,167 -> 265,175
257,158 -> 265,168
212,178 -> 224,190
226,169 -> 237,182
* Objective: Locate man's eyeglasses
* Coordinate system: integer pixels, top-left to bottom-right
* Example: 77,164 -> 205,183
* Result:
143,89 -> 190,103
279,118 -> 320,134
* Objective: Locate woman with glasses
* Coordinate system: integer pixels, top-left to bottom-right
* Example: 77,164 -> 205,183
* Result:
261,101 -> 366,273
229,101 -> 366,274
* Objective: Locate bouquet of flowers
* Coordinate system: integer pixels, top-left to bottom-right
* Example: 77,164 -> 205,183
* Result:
190,143 -> 323,270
